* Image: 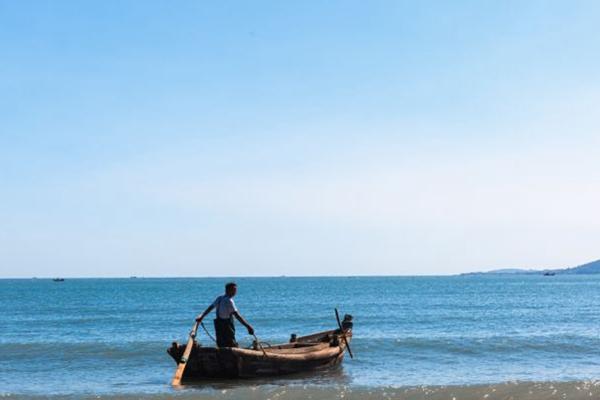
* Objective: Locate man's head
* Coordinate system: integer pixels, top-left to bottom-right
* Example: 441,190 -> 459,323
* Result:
225,282 -> 237,297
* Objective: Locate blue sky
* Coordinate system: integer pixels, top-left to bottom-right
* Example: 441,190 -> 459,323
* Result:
1,1 -> 599,277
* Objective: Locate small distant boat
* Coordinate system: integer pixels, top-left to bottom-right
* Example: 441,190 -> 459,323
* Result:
52,278 -> 65,282
543,271 -> 556,276
168,312 -> 353,382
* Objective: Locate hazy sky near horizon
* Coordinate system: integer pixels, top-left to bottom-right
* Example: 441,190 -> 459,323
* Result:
1,1 -> 600,277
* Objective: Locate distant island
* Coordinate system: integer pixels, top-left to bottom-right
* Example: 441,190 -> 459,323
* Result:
462,259 -> 600,276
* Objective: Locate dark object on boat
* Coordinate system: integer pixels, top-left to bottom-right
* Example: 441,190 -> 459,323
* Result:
341,314 -> 353,330
335,310 -> 353,359
167,315 -> 353,381
52,278 -> 65,282
543,271 -> 556,276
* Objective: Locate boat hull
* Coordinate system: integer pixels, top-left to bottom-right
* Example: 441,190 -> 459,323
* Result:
168,329 -> 352,380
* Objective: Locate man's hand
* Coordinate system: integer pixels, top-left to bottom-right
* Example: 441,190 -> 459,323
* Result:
247,326 -> 254,335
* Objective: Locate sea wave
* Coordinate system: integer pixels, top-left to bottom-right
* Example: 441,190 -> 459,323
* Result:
358,334 -> 600,357
0,342 -> 168,362
3,333 -> 600,362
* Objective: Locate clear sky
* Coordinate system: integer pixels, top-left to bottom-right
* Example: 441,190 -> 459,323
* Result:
1,1 -> 599,278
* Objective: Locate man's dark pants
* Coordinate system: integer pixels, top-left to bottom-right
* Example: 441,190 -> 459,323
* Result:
214,317 -> 238,347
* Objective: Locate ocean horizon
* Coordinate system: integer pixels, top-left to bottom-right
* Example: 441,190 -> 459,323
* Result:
5,274 -> 465,279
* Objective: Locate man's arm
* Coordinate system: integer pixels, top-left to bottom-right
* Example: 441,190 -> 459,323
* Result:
233,311 -> 254,335
195,304 -> 215,323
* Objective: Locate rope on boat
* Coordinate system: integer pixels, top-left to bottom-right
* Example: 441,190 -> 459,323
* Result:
201,322 -> 269,358
252,333 -> 269,357
200,322 -> 217,344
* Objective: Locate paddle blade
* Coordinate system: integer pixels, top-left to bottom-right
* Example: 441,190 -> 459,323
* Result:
171,322 -> 199,386
171,362 -> 187,386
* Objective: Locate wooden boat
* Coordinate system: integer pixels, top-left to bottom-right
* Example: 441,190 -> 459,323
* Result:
167,314 -> 353,381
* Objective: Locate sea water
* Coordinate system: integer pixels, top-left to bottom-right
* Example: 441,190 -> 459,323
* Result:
1,275 -> 600,398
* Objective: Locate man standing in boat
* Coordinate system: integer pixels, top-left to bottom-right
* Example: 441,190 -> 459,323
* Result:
194,282 -> 254,347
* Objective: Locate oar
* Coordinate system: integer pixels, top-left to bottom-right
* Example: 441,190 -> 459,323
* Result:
171,320 -> 200,386
334,308 -> 353,359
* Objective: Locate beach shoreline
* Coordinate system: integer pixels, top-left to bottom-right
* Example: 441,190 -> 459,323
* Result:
4,380 -> 600,400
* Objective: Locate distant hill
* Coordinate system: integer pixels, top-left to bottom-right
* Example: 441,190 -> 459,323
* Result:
463,259 -> 600,276
559,259 -> 600,274
462,268 -> 538,276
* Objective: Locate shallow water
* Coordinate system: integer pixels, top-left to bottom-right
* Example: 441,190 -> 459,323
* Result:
1,275 -> 600,397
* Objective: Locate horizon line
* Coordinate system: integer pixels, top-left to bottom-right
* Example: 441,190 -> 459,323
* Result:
1,272 -> 563,280
1,273 -> 470,280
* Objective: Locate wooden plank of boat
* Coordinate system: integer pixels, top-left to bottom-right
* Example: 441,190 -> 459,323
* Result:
230,342 -> 344,361
259,342 -> 330,354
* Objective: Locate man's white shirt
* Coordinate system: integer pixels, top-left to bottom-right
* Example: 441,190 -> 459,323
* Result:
212,295 -> 238,319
